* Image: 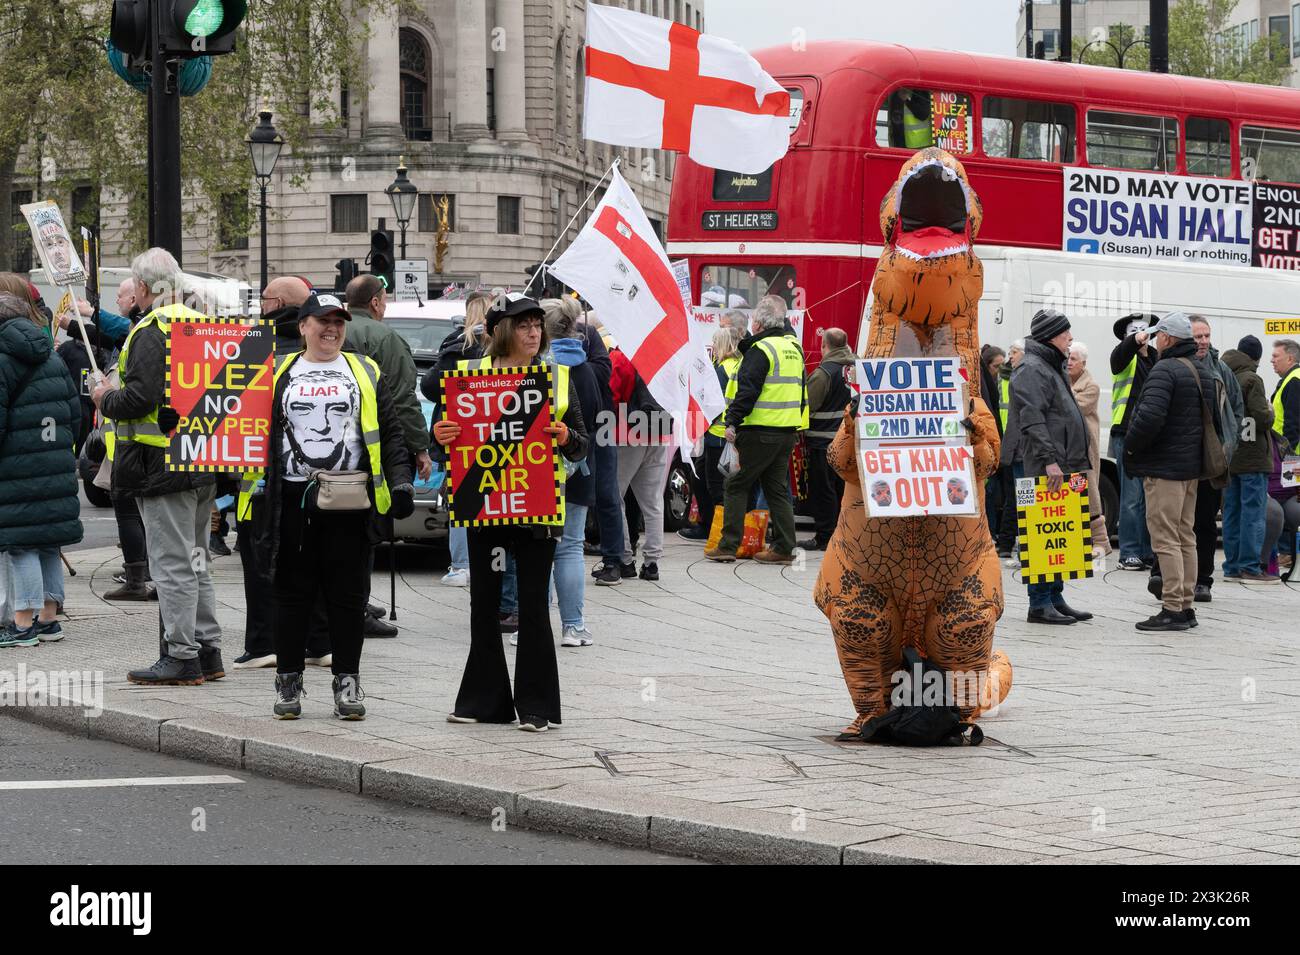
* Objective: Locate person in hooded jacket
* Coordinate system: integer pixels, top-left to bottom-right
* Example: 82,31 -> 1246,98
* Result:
1123,312 -> 1209,632
1221,335 -> 1277,584
543,298 -> 598,647
0,293 -> 82,647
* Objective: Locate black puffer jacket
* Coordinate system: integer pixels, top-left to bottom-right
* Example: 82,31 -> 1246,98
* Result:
99,314 -> 214,498
0,316 -> 83,550
1005,338 -> 1091,478
421,328 -> 484,465
1123,338 -> 1207,481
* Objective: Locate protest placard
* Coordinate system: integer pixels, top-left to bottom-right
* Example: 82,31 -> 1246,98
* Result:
165,317 -> 274,472
20,199 -> 86,287
855,357 -> 967,443
1282,456 -> 1300,488
1252,181 -> 1300,271
1016,473 -> 1093,584
442,365 -> 562,526
858,443 -> 978,517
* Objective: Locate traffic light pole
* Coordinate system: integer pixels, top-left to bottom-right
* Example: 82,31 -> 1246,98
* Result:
149,0 -> 184,264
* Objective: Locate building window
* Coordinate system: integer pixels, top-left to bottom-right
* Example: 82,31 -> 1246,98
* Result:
486,68 -> 497,132
10,189 -> 32,273
554,37 -> 566,144
400,28 -> 432,141
981,96 -> 1076,163
340,81 -> 350,128
418,193 -> 456,232
217,192 -> 250,251
1086,109 -> 1179,173
497,196 -> 521,234
1269,14 -> 1290,62
1294,4 -> 1300,59
575,45 -> 585,141
331,194 -> 367,233
647,217 -> 664,244
70,185 -> 100,236
1040,28 -> 1058,57
1186,117 -> 1232,178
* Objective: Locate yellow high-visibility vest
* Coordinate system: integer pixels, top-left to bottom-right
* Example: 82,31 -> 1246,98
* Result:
237,350 -> 391,521
111,303 -> 206,448
903,102 -> 932,148
1111,355 -> 1137,427
998,375 -> 1010,431
1272,365 -> 1300,452
708,355 -> 741,438
743,336 -> 808,429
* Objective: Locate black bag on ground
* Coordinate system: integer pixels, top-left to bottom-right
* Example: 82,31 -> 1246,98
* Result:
858,647 -> 984,746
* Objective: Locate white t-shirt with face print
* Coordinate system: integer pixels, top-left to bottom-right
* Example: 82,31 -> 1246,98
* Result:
279,354 -> 365,481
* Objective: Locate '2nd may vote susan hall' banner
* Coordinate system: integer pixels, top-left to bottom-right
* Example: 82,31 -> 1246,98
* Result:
855,356 -> 978,517
442,365 -> 562,526
165,317 -> 274,472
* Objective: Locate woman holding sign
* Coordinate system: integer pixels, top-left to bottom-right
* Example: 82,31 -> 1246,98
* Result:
239,293 -> 415,720
433,294 -> 588,733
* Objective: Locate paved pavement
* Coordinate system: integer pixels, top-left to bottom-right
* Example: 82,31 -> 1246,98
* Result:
0,718 -> 689,864
4,538 -> 1300,864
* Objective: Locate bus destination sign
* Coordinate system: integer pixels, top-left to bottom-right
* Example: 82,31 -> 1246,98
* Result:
702,210 -> 779,230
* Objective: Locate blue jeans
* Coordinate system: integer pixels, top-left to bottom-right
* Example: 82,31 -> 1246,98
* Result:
1222,473 -> 1268,576
591,438 -> 625,563
550,503 -> 588,630
1028,579 -> 1064,609
9,547 -> 64,612
449,525 -> 469,572
1112,432 -> 1152,561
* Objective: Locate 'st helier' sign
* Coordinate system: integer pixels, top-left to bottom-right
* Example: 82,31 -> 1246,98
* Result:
702,210 -> 778,230
441,365 -> 562,526
165,317 -> 274,472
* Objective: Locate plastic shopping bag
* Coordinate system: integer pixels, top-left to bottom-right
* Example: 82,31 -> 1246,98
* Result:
718,443 -> 740,477
738,509 -> 769,558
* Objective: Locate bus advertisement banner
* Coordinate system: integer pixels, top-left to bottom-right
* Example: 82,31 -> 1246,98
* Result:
1062,168 -> 1252,267
1251,182 -> 1300,271
854,357 -> 967,443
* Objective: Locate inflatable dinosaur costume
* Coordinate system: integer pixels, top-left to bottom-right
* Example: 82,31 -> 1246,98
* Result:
814,148 -> 1012,734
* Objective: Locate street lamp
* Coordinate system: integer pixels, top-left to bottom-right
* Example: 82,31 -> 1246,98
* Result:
246,110 -> 284,294
385,157 -> 419,259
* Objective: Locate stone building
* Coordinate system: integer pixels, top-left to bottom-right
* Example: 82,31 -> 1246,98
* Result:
94,0 -> 708,294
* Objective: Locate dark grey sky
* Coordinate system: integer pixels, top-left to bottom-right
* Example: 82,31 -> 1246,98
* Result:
706,0 -> 1022,56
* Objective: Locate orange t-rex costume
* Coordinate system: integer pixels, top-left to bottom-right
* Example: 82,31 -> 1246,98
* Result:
814,148 -> 1012,735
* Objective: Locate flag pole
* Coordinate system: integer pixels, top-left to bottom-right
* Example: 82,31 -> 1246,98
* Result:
524,158 -> 620,297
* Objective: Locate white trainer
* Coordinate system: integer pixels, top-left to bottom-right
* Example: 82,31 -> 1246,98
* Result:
561,626 -> 594,647
305,653 -> 333,668
440,568 -> 470,587
232,653 -> 277,669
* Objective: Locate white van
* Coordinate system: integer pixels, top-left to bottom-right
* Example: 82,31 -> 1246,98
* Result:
29,266 -> 254,318
863,247 -> 1300,536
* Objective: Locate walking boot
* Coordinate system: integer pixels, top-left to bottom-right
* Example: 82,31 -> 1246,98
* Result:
273,672 -> 304,719
104,561 -> 153,601
332,674 -> 366,720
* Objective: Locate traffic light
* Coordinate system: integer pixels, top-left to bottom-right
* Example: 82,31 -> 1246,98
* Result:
367,230 -> 395,291
334,257 -> 358,293
160,0 -> 247,57
109,0 -> 150,63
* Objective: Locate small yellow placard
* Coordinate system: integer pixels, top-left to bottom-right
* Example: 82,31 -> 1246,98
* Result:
1264,318 -> 1300,335
1016,473 -> 1093,584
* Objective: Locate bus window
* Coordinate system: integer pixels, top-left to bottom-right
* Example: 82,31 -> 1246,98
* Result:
1085,110 -> 1179,172
712,167 -> 773,202
787,87 -> 805,134
1186,117 -> 1232,177
1241,124 -> 1300,183
981,96 -> 1076,162
875,88 -> 972,154
699,264 -> 797,309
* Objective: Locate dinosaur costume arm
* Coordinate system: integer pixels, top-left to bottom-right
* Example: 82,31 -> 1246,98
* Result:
967,395 -> 1000,481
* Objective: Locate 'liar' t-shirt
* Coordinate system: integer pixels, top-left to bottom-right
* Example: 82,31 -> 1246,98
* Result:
279,354 -> 365,481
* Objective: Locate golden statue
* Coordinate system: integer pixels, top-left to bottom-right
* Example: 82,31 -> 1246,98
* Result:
434,194 -> 450,274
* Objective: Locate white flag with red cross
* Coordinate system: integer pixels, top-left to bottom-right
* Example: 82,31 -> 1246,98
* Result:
549,165 -> 723,458
583,3 -> 791,174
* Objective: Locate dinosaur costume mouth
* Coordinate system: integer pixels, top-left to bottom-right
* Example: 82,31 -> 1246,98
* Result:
894,159 -> 972,261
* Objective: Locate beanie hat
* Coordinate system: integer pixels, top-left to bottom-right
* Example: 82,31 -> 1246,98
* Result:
1029,309 -> 1070,344
1238,334 -> 1263,363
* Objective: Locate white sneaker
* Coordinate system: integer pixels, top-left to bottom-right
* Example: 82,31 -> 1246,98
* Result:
232,653 -> 277,669
440,568 -> 470,587
305,653 -> 333,667
561,626 -> 594,647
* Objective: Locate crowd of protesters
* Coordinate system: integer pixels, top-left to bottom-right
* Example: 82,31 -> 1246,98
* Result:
8,242 -> 1298,728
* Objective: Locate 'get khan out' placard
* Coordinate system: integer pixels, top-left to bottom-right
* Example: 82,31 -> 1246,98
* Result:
442,365 -> 562,526
1016,473 -> 1093,584
165,317 -> 273,472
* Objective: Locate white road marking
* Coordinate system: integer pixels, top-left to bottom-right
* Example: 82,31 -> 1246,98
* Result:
0,774 -> 243,790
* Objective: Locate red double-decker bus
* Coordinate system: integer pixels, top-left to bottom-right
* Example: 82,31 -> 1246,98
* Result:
666,40 -> 1300,363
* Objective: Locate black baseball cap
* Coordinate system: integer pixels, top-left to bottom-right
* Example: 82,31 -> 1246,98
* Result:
297,292 -> 351,321
485,292 -> 544,333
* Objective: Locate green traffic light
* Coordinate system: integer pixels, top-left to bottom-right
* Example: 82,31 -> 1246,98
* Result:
184,0 -> 224,37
